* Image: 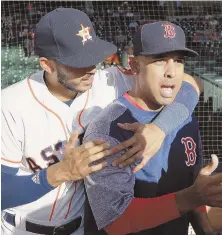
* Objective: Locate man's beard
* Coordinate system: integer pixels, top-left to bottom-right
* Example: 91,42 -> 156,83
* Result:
57,68 -> 77,92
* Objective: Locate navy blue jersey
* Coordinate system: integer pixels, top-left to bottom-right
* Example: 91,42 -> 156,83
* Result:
83,93 -> 202,235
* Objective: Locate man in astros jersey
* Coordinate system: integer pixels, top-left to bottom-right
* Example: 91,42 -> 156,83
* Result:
2,8 -> 203,235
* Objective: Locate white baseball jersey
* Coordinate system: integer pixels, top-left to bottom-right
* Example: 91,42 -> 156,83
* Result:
1,67 -> 134,235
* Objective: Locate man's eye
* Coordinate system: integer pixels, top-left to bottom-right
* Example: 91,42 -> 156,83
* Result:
155,59 -> 166,64
175,59 -> 184,64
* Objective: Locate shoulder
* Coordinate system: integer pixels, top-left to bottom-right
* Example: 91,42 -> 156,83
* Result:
84,100 -> 128,138
105,66 -> 135,81
2,71 -> 44,112
94,67 -> 135,88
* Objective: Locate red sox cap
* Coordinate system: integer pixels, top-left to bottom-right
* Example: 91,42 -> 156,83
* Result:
133,21 -> 198,57
34,8 -> 117,68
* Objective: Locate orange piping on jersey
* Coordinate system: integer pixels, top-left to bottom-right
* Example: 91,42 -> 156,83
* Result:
1,158 -> 22,164
49,185 -> 62,221
27,77 -> 69,221
117,66 -> 135,76
78,90 -> 90,130
64,181 -> 78,219
27,77 -> 88,220
64,91 -> 89,218
27,77 -> 68,140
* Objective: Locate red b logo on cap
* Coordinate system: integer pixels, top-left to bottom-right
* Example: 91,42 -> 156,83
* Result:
162,24 -> 176,38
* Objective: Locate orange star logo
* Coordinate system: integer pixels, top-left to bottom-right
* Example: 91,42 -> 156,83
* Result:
76,24 -> 92,45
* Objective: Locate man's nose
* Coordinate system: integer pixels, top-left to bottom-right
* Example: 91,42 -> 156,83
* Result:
164,59 -> 176,79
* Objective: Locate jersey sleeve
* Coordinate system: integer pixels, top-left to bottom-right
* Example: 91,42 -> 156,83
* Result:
1,104 -> 24,167
152,81 -> 199,135
2,166 -> 54,210
83,132 -> 135,230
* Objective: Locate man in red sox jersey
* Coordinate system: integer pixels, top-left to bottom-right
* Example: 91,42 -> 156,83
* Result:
83,22 -> 222,235
2,10 -> 205,235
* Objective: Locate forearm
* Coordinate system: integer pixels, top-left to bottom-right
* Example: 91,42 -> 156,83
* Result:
2,166 -> 54,209
152,81 -> 199,135
105,193 -> 179,235
206,206 -> 222,232
189,210 -> 212,234
183,73 -> 203,96
46,161 -> 72,187
105,187 -> 200,235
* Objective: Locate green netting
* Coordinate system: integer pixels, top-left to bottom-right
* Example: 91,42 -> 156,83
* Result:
1,45 -> 40,88
185,66 -> 222,112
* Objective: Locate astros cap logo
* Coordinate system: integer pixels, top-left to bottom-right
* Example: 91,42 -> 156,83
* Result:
162,23 -> 176,38
76,24 -> 92,45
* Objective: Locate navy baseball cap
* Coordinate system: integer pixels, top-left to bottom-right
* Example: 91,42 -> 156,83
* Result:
133,21 -> 198,57
34,8 -> 117,68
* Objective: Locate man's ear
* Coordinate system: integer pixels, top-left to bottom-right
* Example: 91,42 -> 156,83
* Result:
39,57 -> 55,74
128,56 -> 139,75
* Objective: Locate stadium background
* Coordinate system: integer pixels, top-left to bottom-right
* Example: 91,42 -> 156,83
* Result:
1,1 -> 222,233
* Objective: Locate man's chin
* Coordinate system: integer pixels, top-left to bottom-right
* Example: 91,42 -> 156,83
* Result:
158,97 -> 174,106
75,84 -> 93,93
